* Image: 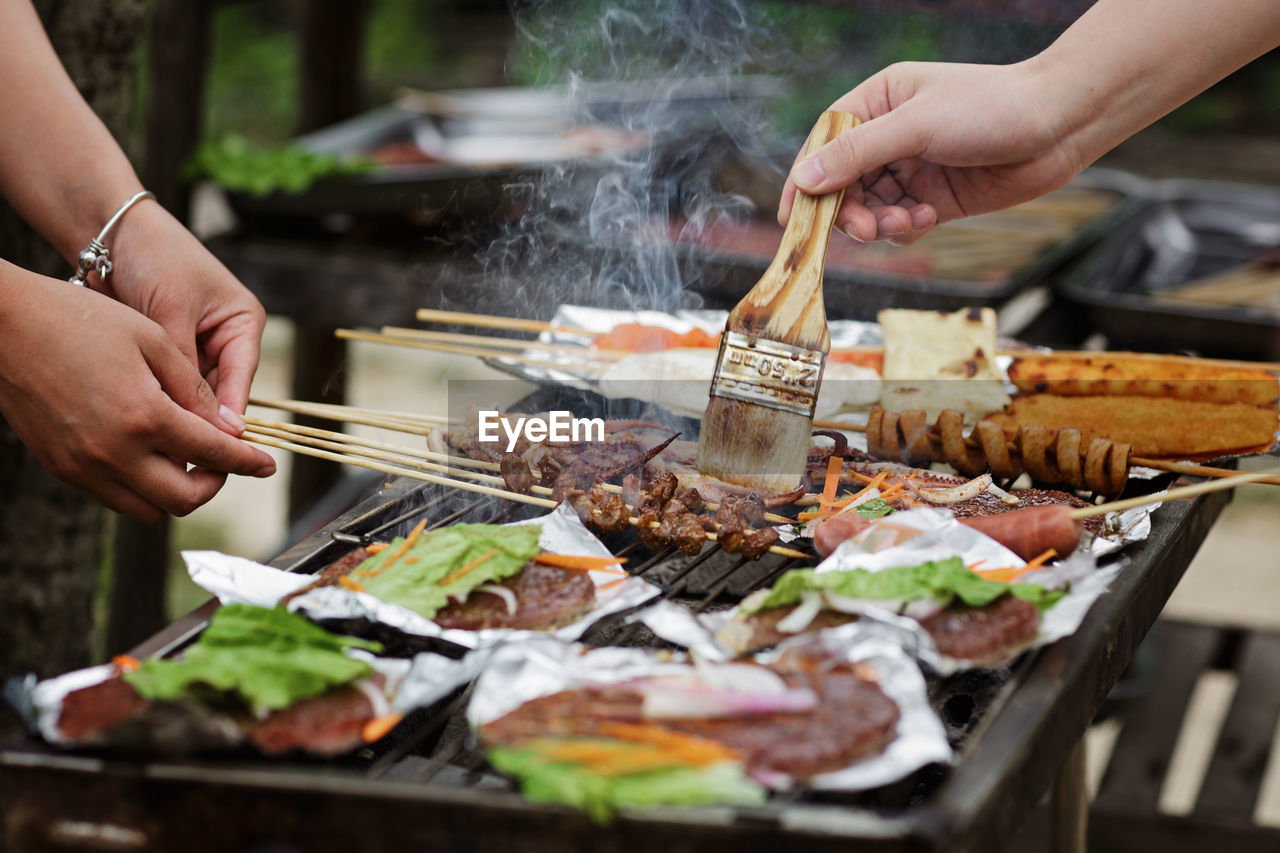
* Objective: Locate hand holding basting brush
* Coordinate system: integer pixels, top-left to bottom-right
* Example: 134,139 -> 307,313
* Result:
697,110 -> 857,492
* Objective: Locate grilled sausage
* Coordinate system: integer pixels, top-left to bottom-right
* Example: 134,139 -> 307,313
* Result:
959,504 -> 1083,561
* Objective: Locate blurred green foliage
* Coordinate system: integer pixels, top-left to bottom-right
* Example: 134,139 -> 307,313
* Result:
204,3 -> 298,143
186,135 -> 374,195
192,1 -> 1279,149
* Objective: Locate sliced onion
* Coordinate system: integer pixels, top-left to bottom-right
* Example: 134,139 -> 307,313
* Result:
901,596 -> 948,621
641,684 -> 818,719
472,584 -> 518,616
986,481 -> 1021,505
689,661 -> 788,694
822,593 -> 905,616
352,678 -> 391,720
775,592 -> 825,634
907,473 -> 993,505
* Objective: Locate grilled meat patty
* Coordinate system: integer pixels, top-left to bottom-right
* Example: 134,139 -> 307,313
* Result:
293,549 -> 597,631
480,664 -> 899,779
917,595 -> 1040,663
432,562 -> 595,630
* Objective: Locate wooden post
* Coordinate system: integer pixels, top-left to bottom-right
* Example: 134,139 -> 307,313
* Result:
287,0 -> 370,525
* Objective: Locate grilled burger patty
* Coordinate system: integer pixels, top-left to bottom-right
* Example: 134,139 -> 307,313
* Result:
481,664 -> 900,779
290,550 -> 597,631
723,594 -> 1039,662
917,595 -> 1040,663
432,562 -> 596,630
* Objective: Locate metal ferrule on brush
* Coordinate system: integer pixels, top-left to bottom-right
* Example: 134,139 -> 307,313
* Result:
707,331 -> 826,418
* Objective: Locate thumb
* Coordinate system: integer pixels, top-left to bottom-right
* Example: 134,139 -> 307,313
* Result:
790,113 -> 921,194
140,331 -> 246,436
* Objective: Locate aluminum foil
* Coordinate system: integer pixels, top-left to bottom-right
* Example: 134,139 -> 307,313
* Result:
641,508 -> 1123,674
184,503 -> 660,650
466,627 -> 950,795
17,646 -> 476,750
483,304 -> 882,393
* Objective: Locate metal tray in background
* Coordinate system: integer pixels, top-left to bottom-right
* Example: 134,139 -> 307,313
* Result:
1058,179 -> 1280,360
673,168 -> 1148,320
223,78 -> 786,227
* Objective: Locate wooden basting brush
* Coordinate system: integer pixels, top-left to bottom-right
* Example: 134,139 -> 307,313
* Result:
697,110 -> 856,492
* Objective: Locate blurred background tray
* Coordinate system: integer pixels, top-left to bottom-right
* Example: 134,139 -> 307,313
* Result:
671,167 -> 1147,320
1059,179 -> 1280,360
223,78 -> 786,229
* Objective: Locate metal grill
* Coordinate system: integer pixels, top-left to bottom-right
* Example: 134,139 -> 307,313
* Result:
0,420 -> 1235,851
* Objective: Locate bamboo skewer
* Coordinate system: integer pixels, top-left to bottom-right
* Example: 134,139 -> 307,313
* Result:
336,328 -> 612,373
246,430 -> 805,558
410,307 -> 1280,372
244,416 -> 794,525
249,397 -> 455,435
1070,465 -> 1280,519
379,326 -> 634,359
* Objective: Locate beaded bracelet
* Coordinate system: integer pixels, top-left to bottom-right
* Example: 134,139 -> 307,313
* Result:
68,190 -> 156,287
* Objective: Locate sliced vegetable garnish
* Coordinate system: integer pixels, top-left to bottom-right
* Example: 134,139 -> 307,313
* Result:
351,523 -> 542,620
854,498 -> 894,520
746,556 -> 1065,614
123,604 -> 382,714
531,552 -> 628,574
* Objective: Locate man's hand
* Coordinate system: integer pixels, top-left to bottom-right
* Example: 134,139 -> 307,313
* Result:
0,268 -> 276,522
778,61 -> 1077,246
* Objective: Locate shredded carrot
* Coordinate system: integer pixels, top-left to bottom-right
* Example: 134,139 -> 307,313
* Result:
358,518 -> 429,578
1022,548 -> 1058,572
819,454 -> 843,513
339,576 -> 366,592
596,722 -> 738,762
365,542 -> 390,554
848,470 -> 876,484
597,576 -> 631,592
532,552 -> 628,574
112,654 -> 141,672
438,547 -> 500,587
976,549 -> 1057,583
361,712 -> 404,743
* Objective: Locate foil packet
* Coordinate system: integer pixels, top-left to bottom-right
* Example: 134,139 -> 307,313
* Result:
466,626 -> 951,796
641,508 -> 1122,675
185,503 -> 660,650
13,645 -> 481,752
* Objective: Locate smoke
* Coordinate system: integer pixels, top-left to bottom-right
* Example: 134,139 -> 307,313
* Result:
468,0 -> 797,315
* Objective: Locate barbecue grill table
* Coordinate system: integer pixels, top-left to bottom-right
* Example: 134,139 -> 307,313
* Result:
0,475 -> 1230,853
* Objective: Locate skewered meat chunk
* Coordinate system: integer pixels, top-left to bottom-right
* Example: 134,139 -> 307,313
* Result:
500,454 -> 536,495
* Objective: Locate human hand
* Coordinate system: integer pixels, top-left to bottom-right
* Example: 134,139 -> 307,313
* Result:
778,61 -> 1081,245
95,200 -> 266,415
0,268 -> 276,522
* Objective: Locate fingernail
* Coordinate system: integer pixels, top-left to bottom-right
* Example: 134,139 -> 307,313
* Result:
219,404 -> 245,434
256,461 -> 277,478
792,157 -> 825,190
839,224 -> 864,243
876,213 -> 904,237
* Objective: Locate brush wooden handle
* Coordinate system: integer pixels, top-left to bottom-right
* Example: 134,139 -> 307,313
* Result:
727,110 -> 857,349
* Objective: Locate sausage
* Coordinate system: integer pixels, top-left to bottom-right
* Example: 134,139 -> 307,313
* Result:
812,513 -> 873,558
959,504 -> 1083,562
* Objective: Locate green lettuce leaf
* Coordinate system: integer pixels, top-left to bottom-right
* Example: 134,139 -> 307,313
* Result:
854,498 -> 895,519
746,557 -> 1065,614
355,523 -> 543,620
123,604 -> 382,714
486,745 -> 765,824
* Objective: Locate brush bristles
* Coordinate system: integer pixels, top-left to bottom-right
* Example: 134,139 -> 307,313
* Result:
696,396 -> 813,492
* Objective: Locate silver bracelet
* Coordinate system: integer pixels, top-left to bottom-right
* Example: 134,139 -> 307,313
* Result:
68,190 -> 157,287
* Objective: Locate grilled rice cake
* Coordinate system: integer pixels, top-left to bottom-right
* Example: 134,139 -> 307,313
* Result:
1008,355 -> 1278,408
983,394 -> 1278,458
